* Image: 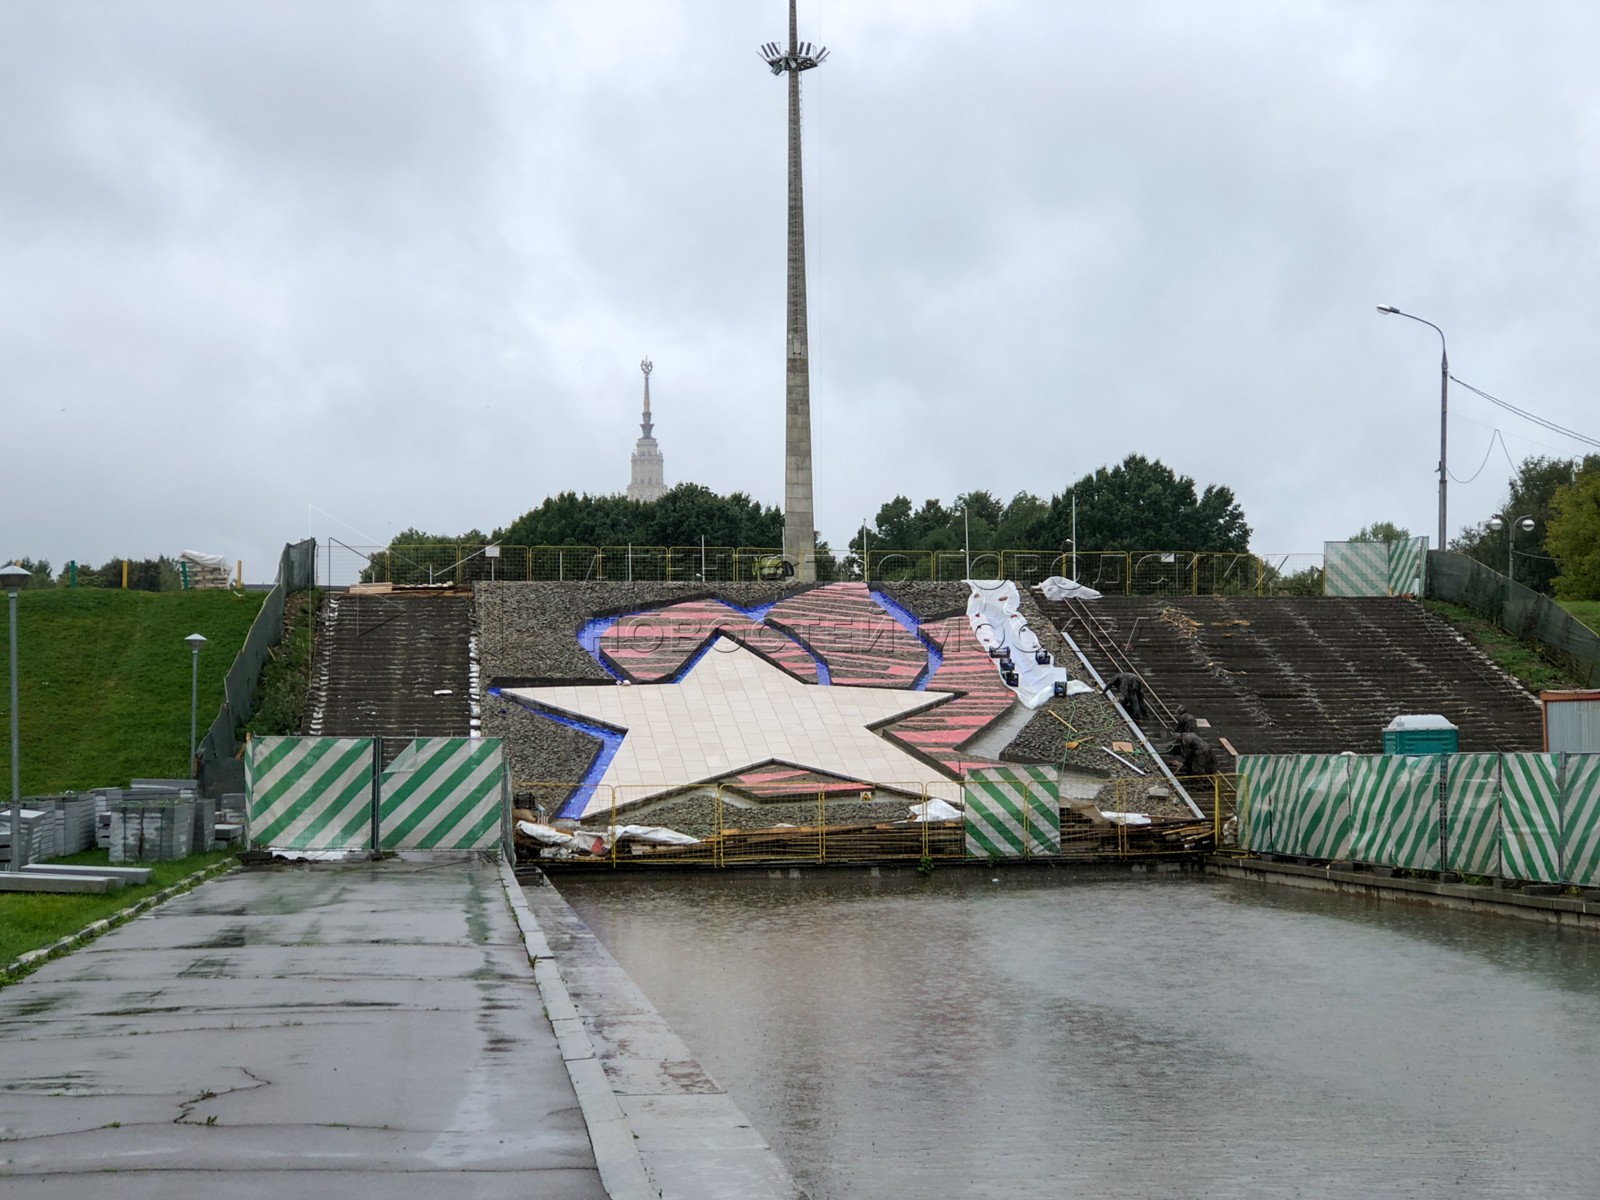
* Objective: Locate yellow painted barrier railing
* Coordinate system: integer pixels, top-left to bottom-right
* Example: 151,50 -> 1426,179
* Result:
508,775 -> 1237,869
333,543 -> 1323,595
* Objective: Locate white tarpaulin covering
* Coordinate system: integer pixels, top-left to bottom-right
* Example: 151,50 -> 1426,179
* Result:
179,550 -> 228,568
966,580 -> 1094,709
1099,811 -> 1152,826
1040,576 -> 1103,602
908,797 -> 964,822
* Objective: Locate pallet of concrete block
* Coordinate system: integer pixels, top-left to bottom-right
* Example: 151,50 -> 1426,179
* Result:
0,807 -> 52,867
192,795 -> 218,853
108,794 -> 195,863
28,794 -> 98,857
215,793 -> 247,846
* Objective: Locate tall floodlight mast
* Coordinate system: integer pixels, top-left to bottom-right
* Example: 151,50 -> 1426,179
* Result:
760,2 -> 829,582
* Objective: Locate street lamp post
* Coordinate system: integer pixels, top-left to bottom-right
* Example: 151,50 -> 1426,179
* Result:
2,562 -> 31,872
185,633 -> 207,778
1377,306 -> 1450,549
1488,514 -> 1536,585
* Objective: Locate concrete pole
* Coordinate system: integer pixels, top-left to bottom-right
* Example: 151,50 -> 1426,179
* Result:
8,587 -> 18,872
782,0 -> 816,582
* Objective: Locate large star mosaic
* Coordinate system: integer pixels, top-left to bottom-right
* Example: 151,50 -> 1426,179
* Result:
503,641 -> 954,819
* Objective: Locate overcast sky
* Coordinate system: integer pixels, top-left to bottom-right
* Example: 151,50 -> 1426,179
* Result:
5,1 -> 1600,582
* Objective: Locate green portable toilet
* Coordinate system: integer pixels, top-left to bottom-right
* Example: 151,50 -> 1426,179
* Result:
1383,714 -> 1459,755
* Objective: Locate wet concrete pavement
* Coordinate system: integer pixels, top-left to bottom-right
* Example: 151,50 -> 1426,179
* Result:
0,860 -> 608,1198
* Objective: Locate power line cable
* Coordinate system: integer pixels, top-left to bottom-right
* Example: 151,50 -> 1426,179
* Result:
1450,376 -> 1600,450
1448,428 -> 1508,484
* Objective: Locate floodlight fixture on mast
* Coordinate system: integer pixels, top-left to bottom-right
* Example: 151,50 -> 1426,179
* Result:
759,40 -> 829,75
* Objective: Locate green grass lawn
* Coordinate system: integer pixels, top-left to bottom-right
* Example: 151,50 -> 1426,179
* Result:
0,589 -> 266,794
0,847 -> 236,969
1559,600 -> 1600,635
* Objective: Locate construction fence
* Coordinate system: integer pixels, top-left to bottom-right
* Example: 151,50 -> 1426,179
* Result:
1235,752 -> 1600,886
322,540 -> 1325,596
514,769 -> 1233,869
245,735 -> 511,856
1427,551 -> 1600,687
196,539 -> 318,796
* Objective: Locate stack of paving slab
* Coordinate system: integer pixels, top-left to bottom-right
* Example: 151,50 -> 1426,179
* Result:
216,792 -> 247,846
25,794 -> 98,858
0,807 -> 51,868
105,782 -> 197,863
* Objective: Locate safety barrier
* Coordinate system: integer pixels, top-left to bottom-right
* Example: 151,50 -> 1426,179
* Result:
1236,752 -> 1600,886
322,541 -> 1325,595
246,736 -> 510,855
1324,536 -> 1429,597
510,773 -> 1231,868
196,538 -> 317,795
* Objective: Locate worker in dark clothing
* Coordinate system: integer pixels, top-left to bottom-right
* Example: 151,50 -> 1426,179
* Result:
1172,731 -> 1218,778
1102,671 -> 1148,722
1171,705 -> 1198,737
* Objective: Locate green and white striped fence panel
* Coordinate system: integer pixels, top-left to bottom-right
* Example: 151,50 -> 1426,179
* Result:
1387,537 -> 1428,596
1324,541 -> 1390,597
246,737 -> 375,851
379,737 -> 506,851
964,766 -> 1060,858
1234,755 -> 1277,853
1279,754 -> 1353,860
1500,752 -> 1562,883
1444,753 -> 1501,876
1558,754 -> 1600,888
1348,754 -> 1441,869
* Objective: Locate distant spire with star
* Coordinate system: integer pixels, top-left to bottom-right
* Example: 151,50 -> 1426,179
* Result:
627,357 -> 666,502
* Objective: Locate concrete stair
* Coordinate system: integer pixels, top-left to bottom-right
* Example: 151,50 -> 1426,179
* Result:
1033,594 -> 1543,762
303,591 -> 474,761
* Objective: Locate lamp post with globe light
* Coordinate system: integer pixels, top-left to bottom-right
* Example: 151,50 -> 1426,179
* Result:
1,562 -> 31,871
1488,514 -> 1537,585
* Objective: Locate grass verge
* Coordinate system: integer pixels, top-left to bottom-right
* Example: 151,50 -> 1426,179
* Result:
1423,600 -> 1580,693
0,588 -> 266,793
0,847 -> 237,972
1559,600 -> 1600,636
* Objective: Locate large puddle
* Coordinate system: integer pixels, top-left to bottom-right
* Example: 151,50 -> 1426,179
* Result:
557,870 -> 1600,1199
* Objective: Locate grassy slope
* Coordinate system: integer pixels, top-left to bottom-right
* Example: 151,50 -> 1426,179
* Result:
1559,600 -> 1600,635
1423,599 -> 1579,693
0,588 -> 266,793
0,847 -> 234,968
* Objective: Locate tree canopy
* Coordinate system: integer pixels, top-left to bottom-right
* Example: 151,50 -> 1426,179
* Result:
1547,463 -> 1600,600
853,455 -> 1251,555
1348,522 -> 1412,544
1452,454 -> 1600,594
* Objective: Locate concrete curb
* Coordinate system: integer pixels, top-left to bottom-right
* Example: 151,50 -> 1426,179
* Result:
1,856 -> 239,985
1208,855 -> 1600,930
497,857 -> 658,1200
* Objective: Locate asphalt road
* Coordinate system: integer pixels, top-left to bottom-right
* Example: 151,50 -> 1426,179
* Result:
0,859 -> 608,1199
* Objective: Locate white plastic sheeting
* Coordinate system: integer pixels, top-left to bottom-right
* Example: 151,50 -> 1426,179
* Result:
179,550 -> 228,569
1040,576 -> 1103,602
908,797 -> 964,822
965,580 -> 1094,709
515,820 -> 699,854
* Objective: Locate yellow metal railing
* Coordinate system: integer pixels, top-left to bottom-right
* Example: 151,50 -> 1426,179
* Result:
509,775 -> 1239,868
334,543 -> 1323,594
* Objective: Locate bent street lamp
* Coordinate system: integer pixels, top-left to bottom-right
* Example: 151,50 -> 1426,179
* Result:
1377,305 -> 1449,550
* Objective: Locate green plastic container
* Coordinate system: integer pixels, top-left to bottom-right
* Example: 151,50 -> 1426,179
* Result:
1382,714 -> 1459,755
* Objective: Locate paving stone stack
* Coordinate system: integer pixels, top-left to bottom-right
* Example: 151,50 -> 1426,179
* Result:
1037,594 -> 1545,761
108,786 -> 197,862
0,807 -> 51,866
